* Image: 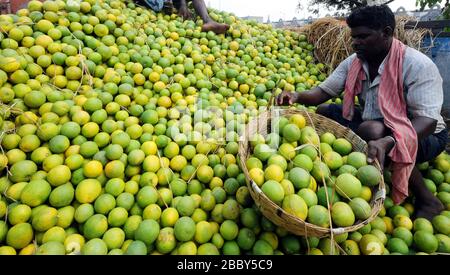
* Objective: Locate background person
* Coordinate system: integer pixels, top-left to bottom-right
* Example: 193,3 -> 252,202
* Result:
135,0 -> 230,34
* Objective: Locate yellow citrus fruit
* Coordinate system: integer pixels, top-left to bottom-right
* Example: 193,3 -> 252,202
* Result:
170,155 -> 187,172
160,207 -> 179,228
104,160 -> 125,179
19,243 -> 37,255
6,223 -> 34,249
83,160 -> 103,178
289,114 -> 306,129
65,233 -> 85,254
42,226 -> 66,244
382,217 -> 394,234
393,215 -> 413,231
75,179 -> 102,204
249,168 -> 264,186
47,165 -> 71,187
264,164 -> 284,182
143,155 -> 160,173
359,186 -> 372,202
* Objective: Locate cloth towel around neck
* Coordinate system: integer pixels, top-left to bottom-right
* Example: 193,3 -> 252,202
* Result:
343,39 -> 418,204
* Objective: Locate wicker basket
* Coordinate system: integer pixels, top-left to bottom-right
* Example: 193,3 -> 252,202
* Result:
238,108 -> 386,238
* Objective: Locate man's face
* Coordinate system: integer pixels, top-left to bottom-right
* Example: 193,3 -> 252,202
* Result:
350,26 -> 387,61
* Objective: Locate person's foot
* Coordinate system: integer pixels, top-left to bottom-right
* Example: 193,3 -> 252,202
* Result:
201,21 -> 230,34
413,197 -> 445,221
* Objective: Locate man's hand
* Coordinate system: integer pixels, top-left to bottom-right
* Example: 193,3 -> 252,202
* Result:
178,7 -> 193,20
276,91 -> 300,106
367,136 -> 396,170
178,0 -> 193,20
162,0 -> 174,13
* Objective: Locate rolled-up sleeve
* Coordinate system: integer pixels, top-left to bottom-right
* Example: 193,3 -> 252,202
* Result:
318,55 -> 353,97
405,57 -> 443,121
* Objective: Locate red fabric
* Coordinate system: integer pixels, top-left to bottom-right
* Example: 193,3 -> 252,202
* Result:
343,39 -> 418,204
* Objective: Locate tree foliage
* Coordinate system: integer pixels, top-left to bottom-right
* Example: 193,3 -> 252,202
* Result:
416,0 -> 450,18
300,0 -> 395,15
309,0 -> 369,11
298,0 -> 449,19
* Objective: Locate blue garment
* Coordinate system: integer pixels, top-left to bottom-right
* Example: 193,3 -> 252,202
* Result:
141,0 -> 165,11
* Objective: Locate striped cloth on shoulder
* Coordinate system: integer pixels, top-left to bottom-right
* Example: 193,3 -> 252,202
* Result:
343,39 -> 418,205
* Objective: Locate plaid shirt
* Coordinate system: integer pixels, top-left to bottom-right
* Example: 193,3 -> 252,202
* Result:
319,47 -> 446,133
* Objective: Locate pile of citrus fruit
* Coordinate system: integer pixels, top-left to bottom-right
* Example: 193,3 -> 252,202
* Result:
0,0 -> 448,255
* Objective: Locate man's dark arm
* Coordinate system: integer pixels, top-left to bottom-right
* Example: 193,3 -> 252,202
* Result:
367,116 -> 437,168
276,87 -> 332,106
297,87 -> 333,106
177,0 -> 193,19
410,116 -> 437,140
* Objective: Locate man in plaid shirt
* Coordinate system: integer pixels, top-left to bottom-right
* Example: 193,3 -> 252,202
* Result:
277,5 -> 447,220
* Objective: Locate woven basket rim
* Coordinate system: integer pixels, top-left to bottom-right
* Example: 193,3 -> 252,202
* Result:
238,108 -> 386,237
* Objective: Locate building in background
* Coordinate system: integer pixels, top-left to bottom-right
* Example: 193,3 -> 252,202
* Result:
367,0 -> 391,6
239,16 -> 264,23
269,4 -> 445,28
395,4 -> 443,21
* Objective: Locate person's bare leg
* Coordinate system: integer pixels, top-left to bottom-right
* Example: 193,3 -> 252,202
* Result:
189,0 -> 229,34
315,104 -> 331,118
356,120 -> 389,142
315,113 -> 387,142
410,167 -> 444,220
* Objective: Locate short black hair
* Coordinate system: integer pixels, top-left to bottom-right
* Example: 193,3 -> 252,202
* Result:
346,5 -> 395,33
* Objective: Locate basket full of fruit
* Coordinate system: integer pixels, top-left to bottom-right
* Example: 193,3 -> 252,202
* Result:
238,108 -> 386,238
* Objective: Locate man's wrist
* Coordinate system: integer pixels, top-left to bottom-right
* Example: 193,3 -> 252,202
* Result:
178,0 -> 187,7
383,135 -> 396,150
294,93 -> 301,104
385,135 -> 396,144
